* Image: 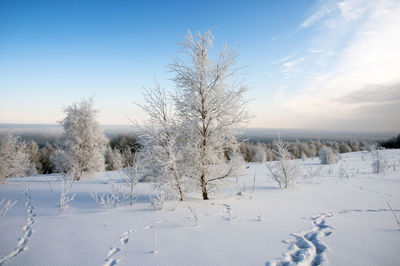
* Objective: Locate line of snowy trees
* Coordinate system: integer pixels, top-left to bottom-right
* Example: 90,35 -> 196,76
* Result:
0,131 -> 139,183
239,138 -> 376,163
0,126 -> 380,185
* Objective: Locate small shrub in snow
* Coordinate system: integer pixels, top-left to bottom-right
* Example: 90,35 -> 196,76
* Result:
267,138 -> 298,188
390,160 -> 397,172
252,143 -> 267,163
386,201 -> 400,229
305,165 -> 322,182
150,191 -> 166,210
59,174 -> 76,215
0,199 -> 17,219
318,146 -> 339,165
121,155 -> 142,206
187,206 -> 198,226
91,181 -> 126,209
372,149 -> 387,175
367,144 -> 377,152
338,164 -> 349,179
236,182 -> 247,196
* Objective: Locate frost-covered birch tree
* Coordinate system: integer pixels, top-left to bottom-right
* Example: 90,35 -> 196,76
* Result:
171,31 -> 248,200
138,83 -> 186,201
0,134 -> 32,184
58,99 -> 108,180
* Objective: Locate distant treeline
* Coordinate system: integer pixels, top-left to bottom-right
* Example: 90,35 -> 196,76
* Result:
3,132 -> 399,175
239,138 -> 376,163
380,134 -> 400,149
14,134 -> 141,175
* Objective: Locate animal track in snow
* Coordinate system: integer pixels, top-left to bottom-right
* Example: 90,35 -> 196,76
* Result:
267,207 -> 400,266
143,219 -> 167,230
104,229 -> 135,266
267,212 -> 334,266
0,187 -> 36,266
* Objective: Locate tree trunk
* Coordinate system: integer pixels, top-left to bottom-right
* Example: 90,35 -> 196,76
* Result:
201,171 -> 209,200
130,187 -> 134,206
178,186 -> 184,201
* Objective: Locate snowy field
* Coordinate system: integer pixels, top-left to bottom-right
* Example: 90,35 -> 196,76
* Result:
1,150 -> 399,266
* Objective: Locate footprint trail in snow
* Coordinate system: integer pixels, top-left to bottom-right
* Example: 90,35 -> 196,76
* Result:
0,187 -> 36,265
104,229 -> 136,266
267,212 -> 334,266
267,208 -> 400,266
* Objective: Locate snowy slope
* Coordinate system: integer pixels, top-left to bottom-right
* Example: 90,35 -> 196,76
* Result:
0,150 -> 399,266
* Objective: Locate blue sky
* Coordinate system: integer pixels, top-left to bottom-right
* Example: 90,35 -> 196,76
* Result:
1,0 -> 399,132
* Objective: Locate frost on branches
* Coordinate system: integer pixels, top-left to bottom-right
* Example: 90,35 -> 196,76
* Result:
58,99 -> 108,180
137,84 -> 187,201
319,146 -> 339,165
267,138 -> 298,188
171,31 -> 248,200
0,134 -> 33,184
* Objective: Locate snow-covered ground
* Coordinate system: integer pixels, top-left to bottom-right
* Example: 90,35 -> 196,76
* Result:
1,150 -> 399,266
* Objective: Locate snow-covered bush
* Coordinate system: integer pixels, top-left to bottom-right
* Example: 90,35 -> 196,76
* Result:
367,143 -> 377,152
305,165 -> 322,180
349,140 -> 361,152
105,146 -> 123,171
171,31 -> 248,200
50,149 -> 69,173
0,134 -> 32,184
121,155 -> 142,206
267,138 -> 298,188
318,146 -> 339,164
187,206 -> 198,226
150,191 -> 166,210
26,141 -> 42,173
58,98 -> 108,180
91,181 -> 126,209
338,164 -> 349,179
239,142 -> 257,162
339,143 -> 352,153
39,143 -> 57,174
372,149 -> 387,175
252,143 -> 267,163
59,173 -> 76,215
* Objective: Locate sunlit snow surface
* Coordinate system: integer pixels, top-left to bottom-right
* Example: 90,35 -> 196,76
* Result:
0,150 -> 399,265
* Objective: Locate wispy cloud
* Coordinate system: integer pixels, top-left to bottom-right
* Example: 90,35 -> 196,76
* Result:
301,0 -> 370,29
277,0 -> 400,131
307,48 -> 325,53
338,82 -> 400,104
301,0 -> 338,28
271,54 -> 295,64
280,57 -> 305,74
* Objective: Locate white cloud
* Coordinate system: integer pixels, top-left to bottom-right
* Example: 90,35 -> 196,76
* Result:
301,1 -> 337,28
279,0 -> 400,131
271,54 -> 295,64
301,0 -> 369,29
307,48 -> 325,53
280,57 -> 305,74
